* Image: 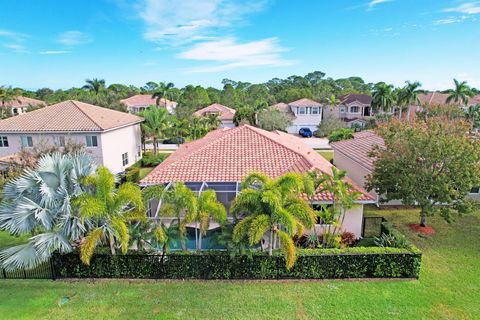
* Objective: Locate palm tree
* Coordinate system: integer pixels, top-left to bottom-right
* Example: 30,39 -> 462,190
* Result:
82,78 -> 106,95
231,172 -> 316,269
140,106 -> 172,154
372,82 -> 395,114
183,189 -> 227,249
465,104 -> 480,129
75,166 -> 144,265
397,81 -> 424,120
152,82 -> 175,106
445,79 -> 474,106
0,152 -> 96,270
326,94 -> 341,106
204,113 -> 222,130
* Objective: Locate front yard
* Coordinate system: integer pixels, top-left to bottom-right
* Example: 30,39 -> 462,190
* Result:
0,208 -> 479,319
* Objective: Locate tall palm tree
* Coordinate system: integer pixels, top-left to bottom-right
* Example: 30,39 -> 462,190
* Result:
397,81 -> 424,120
82,78 -> 106,95
140,106 -> 172,154
75,166 -> 144,265
183,189 -> 227,249
231,172 -> 316,269
372,82 -> 395,114
204,113 -> 222,130
326,94 -> 341,106
190,116 -> 207,140
445,79 -> 474,106
152,82 -> 175,106
0,152 -> 96,270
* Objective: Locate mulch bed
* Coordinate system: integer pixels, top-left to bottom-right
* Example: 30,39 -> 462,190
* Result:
409,224 -> 436,235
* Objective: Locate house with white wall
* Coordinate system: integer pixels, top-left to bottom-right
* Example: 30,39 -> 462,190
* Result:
1,96 -> 45,116
120,94 -> 177,114
193,103 -> 236,128
0,100 -> 143,174
324,94 -> 372,128
271,98 -> 323,134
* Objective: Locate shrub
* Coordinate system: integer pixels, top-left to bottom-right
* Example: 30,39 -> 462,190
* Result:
340,232 -> 356,247
142,152 -> 169,167
315,115 -> 346,137
328,128 -> 354,142
125,167 -> 140,182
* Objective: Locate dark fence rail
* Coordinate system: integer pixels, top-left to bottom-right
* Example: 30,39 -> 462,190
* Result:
1,261 -> 54,280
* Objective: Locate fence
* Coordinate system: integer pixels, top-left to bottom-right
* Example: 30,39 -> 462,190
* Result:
1,260 -> 54,280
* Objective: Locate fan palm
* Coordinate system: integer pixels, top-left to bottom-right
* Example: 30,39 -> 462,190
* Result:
0,152 -> 96,270
82,78 -> 106,95
75,166 -> 144,265
140,106 -> 172,154
372,82 -> 395,114
397,81 -> 424,120
231,172 -> 316,269
152,82 -> 175,106
445,79 -> 474,106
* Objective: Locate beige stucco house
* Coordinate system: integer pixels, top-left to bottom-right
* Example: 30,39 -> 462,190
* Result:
271,98 -> 323,134
1,96 -> 45,116
0,100 -> 143,174
120,94 -> 177,114
193,103 -> 236,128
324,94 -> 372,128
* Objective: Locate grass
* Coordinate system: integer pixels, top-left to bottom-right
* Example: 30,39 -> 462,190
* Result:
138,167 -> 153,179
1,208 -> 479,319
0,230 -> 28,249
318,150 -> 334,162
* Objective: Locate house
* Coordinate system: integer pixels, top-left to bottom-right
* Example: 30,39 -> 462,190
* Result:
141,125 -> 375,238
271,98 -> 323,134
417,92 -> 480,107
1,96 -> 45,116
323,94 -> 372,128
193,103 -> 236,128
120,94 -> 177,114
0,100 -> 143,174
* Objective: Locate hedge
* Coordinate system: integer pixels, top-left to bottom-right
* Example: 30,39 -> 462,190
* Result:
53,247 -> 421,280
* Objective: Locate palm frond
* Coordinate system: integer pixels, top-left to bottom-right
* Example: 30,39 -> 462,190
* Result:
247,214 -> 270,245
111,218 -> 129,254
80,227 -> 103,265
277,229 -> 296,270
232,216 -> 254,243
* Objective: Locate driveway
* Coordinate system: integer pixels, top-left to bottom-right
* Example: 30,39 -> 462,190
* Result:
294,136 -> 331,149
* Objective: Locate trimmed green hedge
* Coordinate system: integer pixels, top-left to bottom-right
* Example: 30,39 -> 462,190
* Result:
53,247 -> 421,279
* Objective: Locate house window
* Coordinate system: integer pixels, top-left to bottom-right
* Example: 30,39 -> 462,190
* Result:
0,136 -> 8,147
137,146 -> 141,157
340,107 -> 346,113
312,107 -> 320,115
122,152 -> 129,166
298,107 -> 306,115
85,135 -> 98,147
470,187 -> 480,194
350,106 -> 360,113
21,136 -> 33,148
54,136 -> 65,147
13,108 -> 19,115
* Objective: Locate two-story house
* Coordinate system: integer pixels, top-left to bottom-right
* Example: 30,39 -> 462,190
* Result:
271,98 -> 323,134
193,103 -> 236,128
120,94 -> 177,114
0,100 -> 143,174
324,94 -> 372,128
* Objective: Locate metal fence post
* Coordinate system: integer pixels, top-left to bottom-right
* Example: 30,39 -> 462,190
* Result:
50,256 -> 56,281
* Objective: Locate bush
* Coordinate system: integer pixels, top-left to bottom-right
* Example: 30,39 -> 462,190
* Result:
316,115 -> 346,137
328,128 -> 354,142
125,167 -> 140,182
142,152 -> 169,167
53,246 -> 421,279
340,232 -> 356,247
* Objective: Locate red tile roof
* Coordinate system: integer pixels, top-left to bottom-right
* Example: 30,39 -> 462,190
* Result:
288,98 -> 322,107
417,92 -> 480,106
270,102 -> 295,117
331,131 -> 384,172
340,94 -> 372,105
120,94 -> 175,108
1,96 -> 45,108
193,103 -> 236,121
0,100 -> 143,132
141,125 -> 374,202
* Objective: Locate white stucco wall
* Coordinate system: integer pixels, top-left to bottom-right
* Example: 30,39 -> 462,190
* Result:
307,205 -> 364,239
100,124 -> 142,173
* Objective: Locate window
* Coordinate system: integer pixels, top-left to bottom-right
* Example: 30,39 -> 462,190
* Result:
340,107 -> 346,113
54,136 -> 65,147
298,107 -> 306,115
85,135 -> 98,147
21,136 -> 33,148
0,136 -> 8,147
137,146 -> 141,157
122,152 -> 129,166
349,106 -> 360,113
470,187 -> 480,194
312,107 -> 320,115
13,108 -> 18,115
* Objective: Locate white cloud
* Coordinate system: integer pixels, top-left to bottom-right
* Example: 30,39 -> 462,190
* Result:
4,44 -> 28,53
434,15 -> 472,25
39,50 -> 71,55
57,31 -> 91,46
0,29 -> 27,42
456,72 -> 480,88
368,0 -> 392,8
178,37 -> 296,72
136,0 -> 268,43
444,2 -> 480,14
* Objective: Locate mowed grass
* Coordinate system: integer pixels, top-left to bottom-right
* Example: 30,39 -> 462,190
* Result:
139,167 -> 153,179
1,208 -> 479,320
0,230 -> 28,249
318,150 -> 334,162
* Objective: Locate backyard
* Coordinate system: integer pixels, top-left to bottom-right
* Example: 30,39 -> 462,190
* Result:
0,207 -> 479,319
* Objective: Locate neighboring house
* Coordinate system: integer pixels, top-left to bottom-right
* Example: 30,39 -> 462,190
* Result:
0,100 -> 143,174
1,96 -> 45,116
324,94 -> 372,128
417,92 -> 480,107
193,103 -> 236,128
141,125 -> 375,238
271,98 -> 323,134
120,94 -> 177,114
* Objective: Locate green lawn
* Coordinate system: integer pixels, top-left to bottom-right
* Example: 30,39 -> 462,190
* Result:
139,167 -> 153,180
0,230 -> 28,249
1,208 -> 479,319
318,150 -> 334,162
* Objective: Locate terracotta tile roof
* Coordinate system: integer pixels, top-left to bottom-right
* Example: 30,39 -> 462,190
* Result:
340,94 -> 372,105
120,94 -> 175,108
331,131 -> 384,172
417,92 -> 480,106
193,103 -> 236,121
1,96 -> 45,108
141,125 -> 374,202
0,100 -> 143,132
270,102 -> 295,117
288,98 -> 322,107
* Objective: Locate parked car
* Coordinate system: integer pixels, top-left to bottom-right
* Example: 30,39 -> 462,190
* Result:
299,128 -> 313,138
163,137 -> 185,144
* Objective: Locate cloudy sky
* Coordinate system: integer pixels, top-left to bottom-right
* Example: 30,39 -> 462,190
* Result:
0,0 -> 479,90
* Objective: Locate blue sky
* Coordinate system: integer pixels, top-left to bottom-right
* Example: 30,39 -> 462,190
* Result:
0,0 -> 479,90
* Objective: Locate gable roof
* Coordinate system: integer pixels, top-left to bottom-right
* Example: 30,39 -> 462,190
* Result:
270,102 -> 295,117
120,94 -> 175,108
193,103 -> 236,121
417,92 -> 480,106
330,131 -> 384,172
288,98 -> 322,107
340,94 -> 372,105
0,100 -> 143,132
141,125 -> 374,202
1,96 -> 45,108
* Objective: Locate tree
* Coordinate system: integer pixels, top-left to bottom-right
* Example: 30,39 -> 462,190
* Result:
465,104 -> 480,129
397,81 -> 424,120
204,112 -> 222,130
445,79 -> 474,106
316,115 -> 346,137
75,166 -> 144,265
328,128 -> 354,142
372,82 -> 395,114
325,94 -> 340,106
0,153 -> 96,270
140,106 -> 172,154
231,172 -> 316,269
152,82 -> 175,106
82,78 -> 106,95
233,106 -> 255,126
0,86 -> 21,119
367,117 -> 480,227
256,108 -> 293,131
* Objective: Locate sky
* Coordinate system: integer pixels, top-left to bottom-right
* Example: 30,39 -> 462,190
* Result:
0,0 -> 479,90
